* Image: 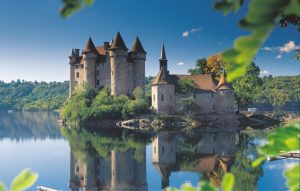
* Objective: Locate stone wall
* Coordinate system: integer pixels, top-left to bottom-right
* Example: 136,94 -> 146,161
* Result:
109,49 -> 129,95
130,52 -> 146,95
151,84 -> 175,114
214,90 -> 235,113
83,52 -> 97,89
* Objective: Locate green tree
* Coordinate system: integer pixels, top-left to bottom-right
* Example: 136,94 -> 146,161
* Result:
177,78 -> 195,94
268,90 -> 290,108
231,63 -> 262,109
188,58 -> 207,75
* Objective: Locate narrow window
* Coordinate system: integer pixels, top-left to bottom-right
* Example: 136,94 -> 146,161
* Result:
97,80 -> 100,85
211,93 -> 214,98
112,70 -> 114,75
162,146 -> 165,154
76,166 -> 79,172
75,65 -> 78,69
161,94 -> 164,102
76,72 -> 79,78
153,94 -> 155,101
194,94 -> 196,99
96,71 -> 100,76
154,146 -> 156,154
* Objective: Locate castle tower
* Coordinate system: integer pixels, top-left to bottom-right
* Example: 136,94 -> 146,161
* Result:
109,32 -> 129,95
69,49 -> 76,97
82,37 -> 98,88
159,44 -> 168,71
129,36 -> 146,95
151,45 -> 175,114
215,71 -> 235,113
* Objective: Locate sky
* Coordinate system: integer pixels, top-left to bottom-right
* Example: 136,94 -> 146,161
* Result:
0,0 -> 299,82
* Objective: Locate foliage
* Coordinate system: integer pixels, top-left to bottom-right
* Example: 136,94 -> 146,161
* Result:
284,164 -> 300,191
214,0 -> 300,81
133,86 -> 144,99
61,127 -> 150,161
188,58 -> 207,75
206,54 -> 228,81
177,78 -> 195,94
0,169 -> 38,191
0,80 -> 68,111
60,86 -> 150,123
60,0 -> 94,17
252,123 -> 300,191
257,75 -> 300,108
231,63 -> 262,108
166,173 -> 234,191
230,133 -> 263,191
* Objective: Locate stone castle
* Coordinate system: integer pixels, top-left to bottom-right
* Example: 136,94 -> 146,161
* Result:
68,32 -> 146,97
68,32 -> 235,115
151,45 -> 235,115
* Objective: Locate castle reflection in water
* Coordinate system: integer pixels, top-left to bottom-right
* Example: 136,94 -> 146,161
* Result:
67,128 -> 239,191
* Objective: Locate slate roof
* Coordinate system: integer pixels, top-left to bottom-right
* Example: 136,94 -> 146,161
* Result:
151,68 -> 175,85
171,74 -> 217,93
110,32 -> 128,50
130,37 -> 146,53
82,37 -> 98,54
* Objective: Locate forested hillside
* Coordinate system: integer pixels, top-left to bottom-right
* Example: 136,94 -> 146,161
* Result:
0,80 -> 68,110
0,75 -> 299,111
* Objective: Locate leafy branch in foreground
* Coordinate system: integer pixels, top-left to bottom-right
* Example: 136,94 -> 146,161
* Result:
0,169 -> 38,191
166,172 -> 234,191
214,0 -> 300,81
60,0 -> 94,17
252,123 -> 300,191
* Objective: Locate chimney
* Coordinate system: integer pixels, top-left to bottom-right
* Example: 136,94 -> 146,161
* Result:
104,42 -> 110,50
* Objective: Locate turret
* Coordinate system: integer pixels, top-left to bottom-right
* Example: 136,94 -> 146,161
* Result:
82,37 -> 98,89
109,32 -> 129,95
129,36 -> 146,96
215,70 -> 235,113
69,48 -> 80,97
159,44 -> 168,71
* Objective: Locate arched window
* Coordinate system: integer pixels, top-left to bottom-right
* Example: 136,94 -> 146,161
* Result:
161,94 -> 164,102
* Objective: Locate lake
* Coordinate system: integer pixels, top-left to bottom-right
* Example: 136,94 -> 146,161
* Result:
0,111 -> 298,191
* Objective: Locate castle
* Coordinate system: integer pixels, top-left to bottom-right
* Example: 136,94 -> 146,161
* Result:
68,32 -> 235,115
68,32 -> 146,97
151,45 -> 235,115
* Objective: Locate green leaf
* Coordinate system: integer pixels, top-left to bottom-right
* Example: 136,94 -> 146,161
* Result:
221,173 -> 235,191
0,182 -> 6,191
251,156 -> 267,167
284,164 -> 300,191
85,0 -> 94,5
10,169 -> 38,191
199,181 -> 217,191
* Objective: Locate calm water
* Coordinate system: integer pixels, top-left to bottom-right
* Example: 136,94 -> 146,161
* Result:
0,111 -> 298,191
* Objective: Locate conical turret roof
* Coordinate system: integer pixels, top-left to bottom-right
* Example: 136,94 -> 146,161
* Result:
216,71 -> 233,90
160,44 -> 167,60
110,32 -> 128,50
130,37 -> 146,53
82,37 -> 98,54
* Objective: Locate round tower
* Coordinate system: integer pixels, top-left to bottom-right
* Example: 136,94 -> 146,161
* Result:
69,49 -> 77,97
82,37 -> 98,89
109,32 -> 129,96
129,36 -> 146,96
215,71 -> 235,113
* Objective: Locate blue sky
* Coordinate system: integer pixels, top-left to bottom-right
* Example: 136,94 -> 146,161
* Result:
0,0 -> 299,82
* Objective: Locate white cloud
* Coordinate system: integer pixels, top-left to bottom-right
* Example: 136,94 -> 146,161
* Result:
266,160 -> 298,171
279,41 -> 300,53
182,31 -> 189,38
261,46 -> 273,51
260,70 -> 270,75
176,62 -> 185,66
182,27 -> 203,38
276,55 -> 282,59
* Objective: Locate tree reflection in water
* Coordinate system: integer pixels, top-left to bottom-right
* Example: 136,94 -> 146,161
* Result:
61,126 -> 263,191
